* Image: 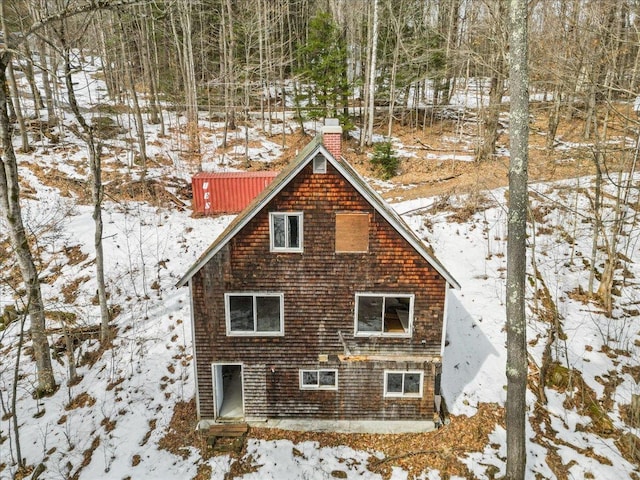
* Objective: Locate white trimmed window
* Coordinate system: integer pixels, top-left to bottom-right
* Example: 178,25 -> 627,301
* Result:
384,370 -> 423,398
269,212 -> 303,252
225,293 -> 284,336
354,293 -> 413,336
300,369 -> 338,390
313,155 -> 327,174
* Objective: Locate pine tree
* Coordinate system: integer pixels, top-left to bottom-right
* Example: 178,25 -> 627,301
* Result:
370,141 -> 399,180
296,12 -> 351,126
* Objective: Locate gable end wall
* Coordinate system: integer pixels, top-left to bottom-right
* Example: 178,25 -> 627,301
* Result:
191,161 -> 447,420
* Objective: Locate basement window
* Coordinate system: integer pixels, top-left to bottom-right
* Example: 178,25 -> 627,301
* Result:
225,293 -> 284,336
384,370 -> 423,398
354,293 -> 413,336
300,369 -> 338,390
270,212 -> 303,252
335,213 -> 369,253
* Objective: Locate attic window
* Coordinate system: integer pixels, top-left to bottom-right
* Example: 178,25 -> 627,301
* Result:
384,370 -> 423,398
270,212 -> 303,252
354,293 -> 413,336
335,213 -> 369,253
313,155 -> 326,174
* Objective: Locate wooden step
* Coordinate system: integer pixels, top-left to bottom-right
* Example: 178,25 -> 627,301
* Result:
206,423 -> 248,438
205,423 -> 249,453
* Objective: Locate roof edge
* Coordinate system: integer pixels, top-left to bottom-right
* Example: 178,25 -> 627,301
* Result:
176,137 -> 325,288
176,134 -> 460,291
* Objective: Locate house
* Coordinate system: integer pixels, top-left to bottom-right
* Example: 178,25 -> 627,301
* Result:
177,120 -> 460,431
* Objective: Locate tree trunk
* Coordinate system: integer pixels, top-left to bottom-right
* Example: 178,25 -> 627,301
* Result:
546,88 -> 562,150
387,3 -> 400,138
36,38 -> 56,124
476,1 -> 507,162
505,0 -> 529,478
588,149 -> 602,295
364,0 -> 378,147
31,0 -> 56,123
1,0 -> 31,154
476,74 -> 505,161
61,45 -> 111,343
21,42 -> 44,114
12,310 -> 27,468
138,4 -> 161,127
117,16 -> 148,177
170,1 -> 199,152
222,0 -> 237,144
149,18 -> 165,136
0,55 -> 56,396
5,61 -> 31,153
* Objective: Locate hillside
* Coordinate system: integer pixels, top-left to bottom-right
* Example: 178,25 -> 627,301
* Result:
1,65 -> 639,480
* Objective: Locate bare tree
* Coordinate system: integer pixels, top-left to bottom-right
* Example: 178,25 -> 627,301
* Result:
0,52 -> 56,396
505,0 -> 529,478
1,1 -> 31,153
475,0 -> 508,162
58,36 -> 112,343
361,0 -> 378,147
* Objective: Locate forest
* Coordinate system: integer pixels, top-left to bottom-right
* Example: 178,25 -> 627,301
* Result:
2,0 -> 639,154
1,0 -> 640,479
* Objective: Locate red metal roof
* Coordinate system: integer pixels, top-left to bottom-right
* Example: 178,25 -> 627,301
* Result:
191,171 -> 278,215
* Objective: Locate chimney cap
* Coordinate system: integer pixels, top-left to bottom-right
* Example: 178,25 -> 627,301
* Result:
322,118 -> 342,135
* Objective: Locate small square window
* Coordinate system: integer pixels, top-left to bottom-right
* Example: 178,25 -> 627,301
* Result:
300,369 -> 338,390
384,370 -> 423,398
270,212 -> 303,252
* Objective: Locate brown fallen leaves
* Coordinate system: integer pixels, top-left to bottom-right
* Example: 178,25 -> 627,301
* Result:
249,403 -> 504,479
161,398 -> 504,479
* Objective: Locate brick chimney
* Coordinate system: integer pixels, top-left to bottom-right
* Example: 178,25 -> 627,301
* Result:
322,118 -> 342,159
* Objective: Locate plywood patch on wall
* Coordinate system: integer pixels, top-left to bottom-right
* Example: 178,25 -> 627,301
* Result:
336,213 -> 370,253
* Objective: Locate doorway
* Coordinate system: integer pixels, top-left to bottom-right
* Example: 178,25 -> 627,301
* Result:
212,364 -> 244,420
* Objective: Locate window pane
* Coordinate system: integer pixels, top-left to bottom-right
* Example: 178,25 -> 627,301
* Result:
319,371 -> 336,387
313,156 -> 326,173
383,296 -> 410,333
256,296 -> 281,332
404,373 -> 421,394
272,214 -> 285,248
357,296 -> 383,332
387,373 -> 403,393
287,215 -> 299,248
229,296 -> 254,331
302,371 -> 318,386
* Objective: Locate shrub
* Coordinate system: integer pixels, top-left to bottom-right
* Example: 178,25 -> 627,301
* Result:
370,141 -> 399,180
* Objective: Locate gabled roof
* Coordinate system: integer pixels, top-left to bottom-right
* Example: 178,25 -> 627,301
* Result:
176,135 -> 460,289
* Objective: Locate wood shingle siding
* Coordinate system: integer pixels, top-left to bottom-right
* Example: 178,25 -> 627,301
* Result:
191,160 -> 448,420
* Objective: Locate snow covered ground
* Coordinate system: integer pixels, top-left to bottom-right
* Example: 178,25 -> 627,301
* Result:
1,55 -> 639,479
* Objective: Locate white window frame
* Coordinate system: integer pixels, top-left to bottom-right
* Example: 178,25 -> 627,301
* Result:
225,293 -> 284,336
299,369 -> 338,390
313,155 -> 327,174
383,370 -> 424,398
269,212 -> 303,252
354,293 -> 414,337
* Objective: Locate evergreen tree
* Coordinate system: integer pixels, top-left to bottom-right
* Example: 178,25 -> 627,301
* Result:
370,140 -> 399,179
296,12 -> 351,126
